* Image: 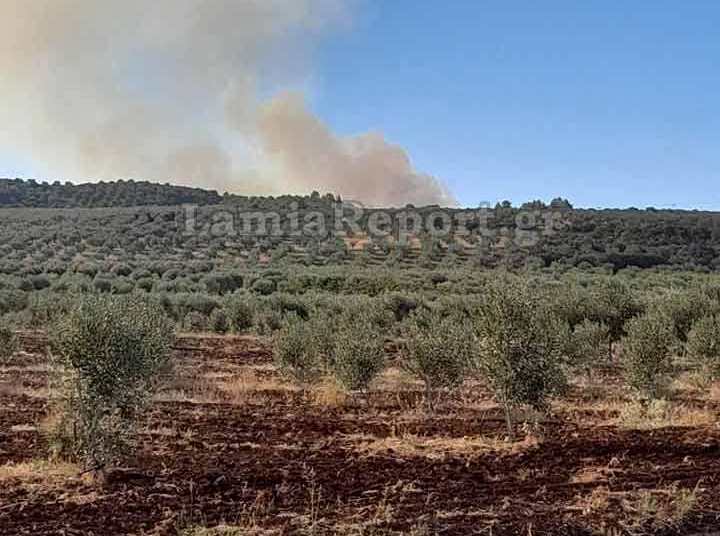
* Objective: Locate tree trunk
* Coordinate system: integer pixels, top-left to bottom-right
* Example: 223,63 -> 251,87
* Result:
425,380 -> 434,414
504,403 -> 514,440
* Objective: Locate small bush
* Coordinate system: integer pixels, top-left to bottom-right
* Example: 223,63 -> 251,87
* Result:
209,308 -> 229,334
203,272 -> 243,295
265,293 -> 310,320
589,279 -> 643,358
251,278 -> 276,296
93,277 -> 113,293
184,311 -> 208,332
401,310 -> 474,411
621,312 -> 676,400
306,314 -> 338,370
330,317 -> 385,395
653,291 -> 717,344
382,292 -> 419,322
473,277 -> 568,436
566,320 -> 609,382
273,316 -> 323,388
225,295 -> 255,333
254,309 -> 284,335
111,264 -> 133,277
48,295 -> 174,468
686,315 -> 720,378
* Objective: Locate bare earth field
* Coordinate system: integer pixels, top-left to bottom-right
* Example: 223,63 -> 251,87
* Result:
2,333 -> 720,535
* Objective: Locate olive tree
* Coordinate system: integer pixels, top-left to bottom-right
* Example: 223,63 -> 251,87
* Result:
330,314 -> 386,398
589,279 -> 643,360
649,291 -> 718,351
401,310 -> 475,412
49,295 -> 175,469
621,312 -> 676,400
566,320 -> 609,384
686,315 -> 720,378
224,294 -> 255,333
473,277 -> 568,437
273,315 -> 324,389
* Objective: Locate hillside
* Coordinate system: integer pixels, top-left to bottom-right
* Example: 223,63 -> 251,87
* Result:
1,178 -> 720,272
0,177 -> 223,207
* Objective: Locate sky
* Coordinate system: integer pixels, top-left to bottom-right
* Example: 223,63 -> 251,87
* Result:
2,0 -> 720,209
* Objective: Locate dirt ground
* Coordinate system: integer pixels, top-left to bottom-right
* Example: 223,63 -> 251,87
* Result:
2,333 -> 720,535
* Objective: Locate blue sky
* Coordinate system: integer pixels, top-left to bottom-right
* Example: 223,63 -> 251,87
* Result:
312,0 -> 720,209
2,1 -> 719,209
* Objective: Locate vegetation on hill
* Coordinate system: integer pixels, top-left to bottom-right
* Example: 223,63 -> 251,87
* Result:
2,178 -> 720,271
0,178 -> 223,207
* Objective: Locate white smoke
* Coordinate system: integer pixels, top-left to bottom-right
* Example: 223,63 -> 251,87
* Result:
0,0 -> 456,207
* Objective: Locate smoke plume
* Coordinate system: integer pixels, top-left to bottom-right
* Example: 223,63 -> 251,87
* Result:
0,0 -> 456,207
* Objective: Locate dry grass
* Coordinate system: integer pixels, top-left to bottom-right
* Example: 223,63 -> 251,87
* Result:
673,371 -> 712,392
620,483 -> 700,532
138,426 -> 178,437
708,382 -> 720,402
157,366 -> 293,405
311,377 -> 348,408
9,423 -> 37,433
574,483 -> 700,534
617,400 -> 715,430
0,382 -> 50,399
156,377 -> 225,404
576,486 -> 612,515
217,370 -> 291,405
373,367 -> 420,392
346,432 -> 540,460
180,526 -> 280,536
0,459 -> 79,484
570,467 -> 609,486
0,362 -> 51,373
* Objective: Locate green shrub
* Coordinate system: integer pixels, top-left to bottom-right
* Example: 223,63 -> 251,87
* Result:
26,292 -> 71,326
473,277 -> 568,436
330,317 -> 385,395
340,296 -> 395,332
209,308 -> 229,334
48,295 -> 174,468
173,293 -> 219,319
251,278 -> 277,296
566,320 -> 609,382
549,283 -> 591,329
254,309 -> 284,335
111,264 -> 133,277
30,274 -> 51,290
225,295 -> 255,333
265,293 -> 310,320
93,276 -> 113,293
203,272 -> 243,295
401,310 -> 474,411
183,311 -> 208,332
621,312 -> 676,400
273,316 -> 323,388
111,278 -> 135,295
651,291 -> 718,345
135,277 -> 155,292
382,292 -> 419,322
686,315 -> 720,378
589,279 -> 643,359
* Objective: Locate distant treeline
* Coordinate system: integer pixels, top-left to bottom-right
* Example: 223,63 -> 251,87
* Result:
2,178 -> 720,272
0,178 -> 223,207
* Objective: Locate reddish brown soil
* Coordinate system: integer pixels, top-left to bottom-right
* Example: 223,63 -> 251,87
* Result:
2,333 -> 720,535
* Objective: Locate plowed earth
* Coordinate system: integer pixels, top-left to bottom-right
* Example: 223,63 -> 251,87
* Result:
2,332 -> 720,535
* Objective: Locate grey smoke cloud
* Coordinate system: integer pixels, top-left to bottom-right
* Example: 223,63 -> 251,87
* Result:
0,0 -> 457,207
